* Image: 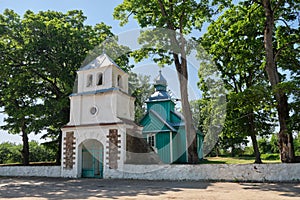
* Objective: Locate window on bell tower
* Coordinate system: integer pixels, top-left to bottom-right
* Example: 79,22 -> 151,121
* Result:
97,73 -> 103,86
117,75 -> 122,88
87,74 -> 93,87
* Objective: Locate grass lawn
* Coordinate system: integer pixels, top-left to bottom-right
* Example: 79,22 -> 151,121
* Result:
201,156 -> 281,164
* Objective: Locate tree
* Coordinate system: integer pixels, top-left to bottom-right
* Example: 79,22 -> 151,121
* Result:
0,10 -> 45,165
0,142 -> 22,164
0,9 -> 131,164
114,0 -> 222,163
0,141 -> 56,164
29,141 -> 56,162
200,0 -> 300,162
255,0 -> 299,162
199,4 -> 278,163
128,72 -> 154,122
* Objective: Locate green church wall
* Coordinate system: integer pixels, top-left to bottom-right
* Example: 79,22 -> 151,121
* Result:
147,101 -> 174,121
176,127 -> 187,163
156,132 -> 171,163
170,111 -> 182,124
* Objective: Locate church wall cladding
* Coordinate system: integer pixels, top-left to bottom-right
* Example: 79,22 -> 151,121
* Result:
1,163 -> 300,182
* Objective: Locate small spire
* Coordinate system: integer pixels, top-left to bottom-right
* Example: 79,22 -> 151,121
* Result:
154,70 -> 167,86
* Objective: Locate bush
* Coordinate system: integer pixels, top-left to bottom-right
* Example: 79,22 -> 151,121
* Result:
0,142 -> 22,164
243,146 -> 254,156
0,141 -> 56,164
260,153 -> 280,160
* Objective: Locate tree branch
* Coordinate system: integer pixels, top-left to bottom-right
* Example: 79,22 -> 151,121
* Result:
157,0 -> 175,30
275,18 -> 292,32
273,0 -> 284,12
274,39 -> 300,62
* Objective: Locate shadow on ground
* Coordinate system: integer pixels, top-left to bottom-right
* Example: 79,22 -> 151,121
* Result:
0,177 -> 211,199
240,182 -> 300,198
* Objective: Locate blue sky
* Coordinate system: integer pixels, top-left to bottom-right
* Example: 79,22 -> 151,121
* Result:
0,0 -> 204,143
0,0 -> 139,33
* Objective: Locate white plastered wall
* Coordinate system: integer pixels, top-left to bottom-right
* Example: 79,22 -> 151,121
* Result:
61,124 -> 128,178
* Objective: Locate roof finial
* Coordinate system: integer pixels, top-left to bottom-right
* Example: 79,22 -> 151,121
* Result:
154,70 -> 167,86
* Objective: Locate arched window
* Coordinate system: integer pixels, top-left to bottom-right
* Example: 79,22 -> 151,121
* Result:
87,74 -> 93,87
97,73 -> 103,86
117,75 -> 122,88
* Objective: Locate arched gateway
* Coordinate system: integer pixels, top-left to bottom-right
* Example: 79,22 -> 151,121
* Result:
80,139 -> 104,178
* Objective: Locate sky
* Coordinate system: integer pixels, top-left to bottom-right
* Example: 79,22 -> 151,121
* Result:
0,0 -> 204,143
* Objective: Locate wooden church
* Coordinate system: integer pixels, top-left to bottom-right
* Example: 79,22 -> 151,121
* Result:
140,70 -> 204,163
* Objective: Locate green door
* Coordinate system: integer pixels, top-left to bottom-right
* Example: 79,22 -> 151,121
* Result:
156,132 -> 171,163
82,140 -> 103,178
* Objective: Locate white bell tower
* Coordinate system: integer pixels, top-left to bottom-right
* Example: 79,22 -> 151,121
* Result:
69,53 -> 134,125
61,54 -> 137,178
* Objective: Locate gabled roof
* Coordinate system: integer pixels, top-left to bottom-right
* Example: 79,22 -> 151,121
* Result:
171,110 -> 184,121
79,53 -> 124,72
140,110 -> 176,133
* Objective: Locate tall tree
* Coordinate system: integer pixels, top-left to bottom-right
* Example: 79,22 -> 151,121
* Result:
200,0 -> 299,162
114,0 -> 221,163
256,0 -> 299,162
0,9 -> 130,164
199,4 -> 277,163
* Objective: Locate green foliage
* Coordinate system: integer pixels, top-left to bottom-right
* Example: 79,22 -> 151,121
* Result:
128,72 -> 154,123
0,142 -> 22,164
29,141 -> 56,162
0,141 -> 55,164
0,9 -> 131,164
258,137 -> 272,154
198,3 -> 282,161
270,134 -> 279,153
114,0 -> 216,31
294,132 -> 300,156
260,153 -> 280,161
243,146 -> 254,156
257,135 -> 279,154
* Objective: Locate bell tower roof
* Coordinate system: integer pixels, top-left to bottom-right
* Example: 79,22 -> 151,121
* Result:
79,53 -> 124,72
74,53 -> 129,95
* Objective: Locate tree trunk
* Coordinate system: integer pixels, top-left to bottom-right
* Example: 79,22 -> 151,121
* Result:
174,54 -> 199,163
231,144 -> 235,157
55,132 -> 62,165
21,122 -> 30,166
262,0 -> 294,163
248,112 -> 262,164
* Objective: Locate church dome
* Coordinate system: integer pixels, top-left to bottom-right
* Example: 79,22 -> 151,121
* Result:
154,70 -> 167,86
148,70 -> 170,101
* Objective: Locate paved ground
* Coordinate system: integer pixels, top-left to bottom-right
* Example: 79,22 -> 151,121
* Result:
0,177 -> 299,200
